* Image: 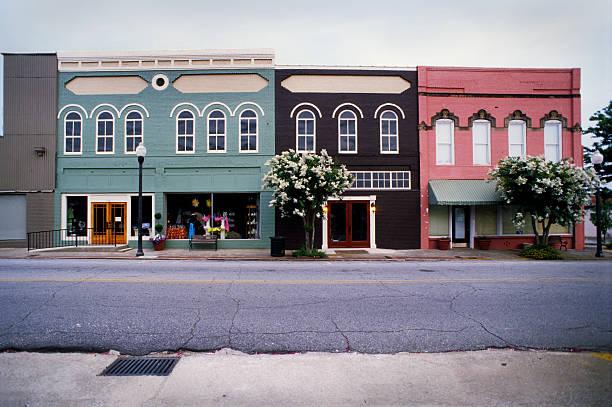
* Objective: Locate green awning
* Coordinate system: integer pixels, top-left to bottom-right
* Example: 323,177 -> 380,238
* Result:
429,180 -> 503,206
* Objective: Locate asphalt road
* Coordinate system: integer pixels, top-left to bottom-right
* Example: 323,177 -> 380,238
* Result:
0,259 -> 610,355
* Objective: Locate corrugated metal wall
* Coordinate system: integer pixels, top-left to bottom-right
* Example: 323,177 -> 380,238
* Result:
0,54 -> 57,240
1,54 -> 57,190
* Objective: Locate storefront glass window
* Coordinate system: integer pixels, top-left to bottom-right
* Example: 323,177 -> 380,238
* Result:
429,205 -> 449,236
130,196 -> 152,237
166,193 -> 259,239
475,205 -> 497,236
66,196 -> 87,236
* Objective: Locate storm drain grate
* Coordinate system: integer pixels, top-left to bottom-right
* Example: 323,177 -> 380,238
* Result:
100,357 -> 180,376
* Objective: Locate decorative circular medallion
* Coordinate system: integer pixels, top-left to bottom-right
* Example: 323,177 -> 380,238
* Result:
151,73 -> 169,91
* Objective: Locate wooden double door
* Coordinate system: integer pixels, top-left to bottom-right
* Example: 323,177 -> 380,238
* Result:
91,202 -> 127,244
328,201 -> 370,248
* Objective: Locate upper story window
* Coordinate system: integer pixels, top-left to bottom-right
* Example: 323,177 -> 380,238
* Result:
508,120 -> 526,157
208,110 -> 226,152
472,120 -> 491,165
96,111 -> 114,154
64,112 -> 82,154
436,119 -> 454,165
125,111 -> 143,153
380,111 -> 398,153
239,109 -> 257,152
296,110 -> 315,152
338,110 -> 357,153
177,110 -> 195,153
544,120 -> 562,162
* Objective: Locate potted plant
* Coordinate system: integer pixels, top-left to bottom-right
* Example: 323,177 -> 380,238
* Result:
477,236 -> 491,250
150,212 -> 166,251
438,237 -> 451,250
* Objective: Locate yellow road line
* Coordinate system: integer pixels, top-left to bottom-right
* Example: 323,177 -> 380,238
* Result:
591,353 -> 612,362
0,277 -> 610,285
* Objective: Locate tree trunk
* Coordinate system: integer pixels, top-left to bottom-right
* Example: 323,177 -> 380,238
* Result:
531,216 -> 542,245
303,210 -> 315,253
542,217 -> 553,247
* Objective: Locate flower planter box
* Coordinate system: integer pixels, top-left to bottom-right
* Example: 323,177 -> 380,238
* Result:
438,239 -> 450,250
153,240 -> 166,251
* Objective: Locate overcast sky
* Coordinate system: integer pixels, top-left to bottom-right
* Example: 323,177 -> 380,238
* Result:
1,0 -> 610,145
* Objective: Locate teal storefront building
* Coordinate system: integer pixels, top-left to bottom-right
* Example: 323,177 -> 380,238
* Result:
54,50 -> 276,248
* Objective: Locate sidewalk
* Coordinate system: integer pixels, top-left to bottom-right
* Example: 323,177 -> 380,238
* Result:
1,246 -> 611,261
0,349 -> 610,406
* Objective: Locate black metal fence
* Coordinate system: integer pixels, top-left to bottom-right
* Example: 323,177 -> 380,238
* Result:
27,227 -> 120,251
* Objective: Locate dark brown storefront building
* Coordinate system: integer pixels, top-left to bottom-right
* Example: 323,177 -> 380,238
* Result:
275,67 -> 420,249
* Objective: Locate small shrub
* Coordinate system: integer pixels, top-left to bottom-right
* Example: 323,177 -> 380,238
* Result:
519,244 -> 562,260
292,246 -> 327,258
605,241 -> 612,249
155,224 -> 164,234
226,231 -> 241,239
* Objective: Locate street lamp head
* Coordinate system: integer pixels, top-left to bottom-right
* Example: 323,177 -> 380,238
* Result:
592,150 -> 604,165
136,143 -> 147,158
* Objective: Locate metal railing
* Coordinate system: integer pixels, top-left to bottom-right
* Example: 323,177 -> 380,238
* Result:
27,226 -> 120,251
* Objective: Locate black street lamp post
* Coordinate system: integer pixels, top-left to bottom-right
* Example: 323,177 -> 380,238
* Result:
136,144 -> 147,257
592,150 -> 604,258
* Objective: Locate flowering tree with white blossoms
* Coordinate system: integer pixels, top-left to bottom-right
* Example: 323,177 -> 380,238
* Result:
488,156 -> 598,246
263,149 -> 354,253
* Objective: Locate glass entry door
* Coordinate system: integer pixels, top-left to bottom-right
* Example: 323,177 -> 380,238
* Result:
452,206 -> 469,244
328,201 -> 369,248
91,202 -> 127,244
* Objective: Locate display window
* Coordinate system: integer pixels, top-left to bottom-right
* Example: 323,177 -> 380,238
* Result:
130,196 -> 152,237
166,193 -> 259,239
66,196 -> 87,236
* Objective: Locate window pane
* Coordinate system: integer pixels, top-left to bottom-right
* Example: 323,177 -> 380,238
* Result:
340,120 -> 347,135
218,136 -> 225,150
249,119 -> 256,134
298,136 -> 305,151
107,138 -> 113,151
66,122 -> 73,136
509,144 -> 523,157
98,138 -> 104,151
74,122 -> 81,136
218,120 -> 225,134
348,137 -> 355,151
127,138 -> 134,152
186,137 -> 193,151
389,120 -> 397,134
348,121 -> 355,134
98,121 -> 104,135
473,122 -> 488,144
382,120 -> 389,134
74,138 -> 81,152
126,121 -> 134,135
298,120 -> 305,134
475,206 -> 497,235
389,137 -> 397,151
134,121 -> 142,135
178,137 -> 185,151
382,137 -> 389,150
306,136 -> 313,150
437,145 -> 451,164
186,120 -> 193,134
107,121 -> 113,135
178,121 -> 185,135
66,138 -> 73,152
508,121 -> 524,144
436,121 -> 451,143
249,135 -> 256,149
209,137 -> 216,150
545,146 -> 559,161
474,145 -> 488,164
306,120 -> 314,135
241,119 -> 248,134
340,136 -> 348,151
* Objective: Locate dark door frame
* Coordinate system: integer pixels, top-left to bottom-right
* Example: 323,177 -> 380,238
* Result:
328,200 -> 370,248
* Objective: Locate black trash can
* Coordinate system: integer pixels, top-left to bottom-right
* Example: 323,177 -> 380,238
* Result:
269,236 -> 285,257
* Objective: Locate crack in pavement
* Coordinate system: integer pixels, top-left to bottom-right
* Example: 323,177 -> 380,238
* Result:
229,326 -> 472,336
0,270 -> 107,336
181,307 -> 202,348
331,318 -> 351,351
449,287 -> 520,349
225,280 -> 240,349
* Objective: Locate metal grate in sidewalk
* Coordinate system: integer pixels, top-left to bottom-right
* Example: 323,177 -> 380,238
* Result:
100,356 -> 179,376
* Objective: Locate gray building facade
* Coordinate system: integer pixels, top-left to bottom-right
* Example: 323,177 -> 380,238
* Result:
0,53 -> 57,245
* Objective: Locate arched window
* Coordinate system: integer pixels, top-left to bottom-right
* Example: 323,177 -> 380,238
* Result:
338,110 -> 357,153
472,119 -> 491,165
296,110 -> 315,152
544,120 -> 562,162
208,110 -> 226,152
177,110 -> 195,153
125,111 -> 143,153
240,109 -> 257,152
508,120 -> 526,157
435,119 -> 454,165
64,112 -> 82,154
96,111 -> 114,153
380,111 -> 398,153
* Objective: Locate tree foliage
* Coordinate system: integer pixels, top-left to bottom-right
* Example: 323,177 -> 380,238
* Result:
263,149 -> 353,253
488,156 -> 598,246
583,100 -> 612,196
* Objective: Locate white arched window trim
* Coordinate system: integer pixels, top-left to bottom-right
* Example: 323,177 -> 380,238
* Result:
207,109 -> 227,153
95,110 -> 115,154
124,110 -> 144,154
64,111 -> 83,155
176,109 -> 196,154
239,109 -> 258,153
338,110 -> 358,154
296,109 -> 316,153
379,110 -> 399,154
